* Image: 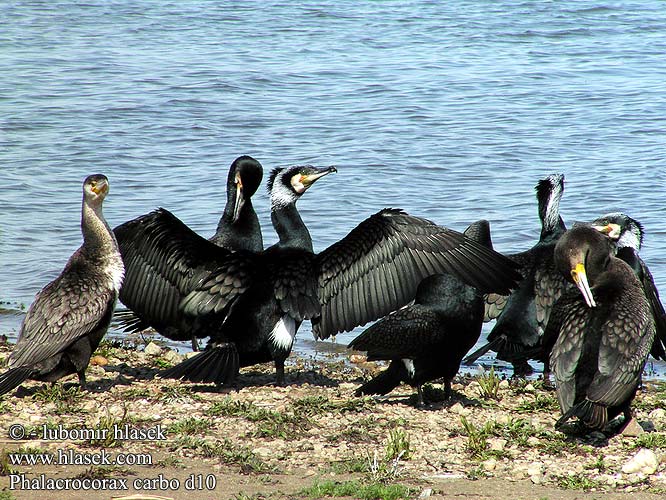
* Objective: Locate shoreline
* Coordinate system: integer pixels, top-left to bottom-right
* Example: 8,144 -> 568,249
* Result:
0,341 -> 665,499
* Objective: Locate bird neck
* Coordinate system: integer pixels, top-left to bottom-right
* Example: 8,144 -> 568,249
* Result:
81,198 -> 118,258
215,199 -> 262,249
271,203 -> 313,252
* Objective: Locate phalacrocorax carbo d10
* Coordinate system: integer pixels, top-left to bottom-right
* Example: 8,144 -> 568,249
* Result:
114,156 -> 263,350
0,174 -> 124,397
548,224 -> 654,432
349,220 -> 491,407
464,173 -> 570,376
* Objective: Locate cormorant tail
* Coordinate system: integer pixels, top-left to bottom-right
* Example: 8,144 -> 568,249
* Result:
354,362 -> 406,397
160,344 -> 239,385
0,366 -> 34,397
555,400 -> 608,430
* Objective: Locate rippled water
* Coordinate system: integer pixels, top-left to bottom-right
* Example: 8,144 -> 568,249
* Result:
2,1 -> 666,377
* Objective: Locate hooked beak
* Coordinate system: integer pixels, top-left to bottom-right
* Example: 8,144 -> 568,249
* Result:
592,222 -> 621,240
571,262 -> 596,308
232,174 -> 245,223
91,179 -> 108,196
301,166 -> 337,188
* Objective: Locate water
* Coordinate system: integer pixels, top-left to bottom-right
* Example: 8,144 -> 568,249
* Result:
2,1 -> 666,378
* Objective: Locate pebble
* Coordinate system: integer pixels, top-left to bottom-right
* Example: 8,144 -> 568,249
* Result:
649,408 -> 666,422
482,458 -> 497,471
162,349 -> 181,364
488,438 -> 507,452
622,448 -> 658,475
621,418 -> 645,437
143,342 -> 162,356
498,380 -> 510,390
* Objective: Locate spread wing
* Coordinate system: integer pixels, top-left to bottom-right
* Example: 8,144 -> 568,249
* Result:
114,208 -> 233,337
314,208 -> 521,340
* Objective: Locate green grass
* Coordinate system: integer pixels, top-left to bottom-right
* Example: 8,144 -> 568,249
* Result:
208,398 -> 309,438
515,392 -> 559,413
477,367 -> 501,400
300,479 -> 412,500
385,428 -> 410,461
460,416 -> 489,458
33,384 -> 84,414
169,436 -> 273,474
554,473 -> 602,491
0,491 -> 15,500
167,417 -> 211,436
632,432 -> 666,449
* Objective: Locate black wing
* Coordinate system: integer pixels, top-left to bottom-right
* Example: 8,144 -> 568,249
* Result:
114,208 -> 233,338
349,305 -> 444,360
314,208 -> 521,340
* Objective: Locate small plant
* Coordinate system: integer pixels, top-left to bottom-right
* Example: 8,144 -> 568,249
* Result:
33,384 -> 83,413
516,392 -> 559,413
460,416 -> 489,458
585,453 -> 607,472
555,473 -> 600,491
74,465 -> 129,480
385,428 -> 410,461
477,367 -> 501,400
168,417 -> 211,436
632,432 -> 666,449
300,479 -> 412,500
168,436 -> 273,474
87,406 -> 130,448
0,450 -> 17,476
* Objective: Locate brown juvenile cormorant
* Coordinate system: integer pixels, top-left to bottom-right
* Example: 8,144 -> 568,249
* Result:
590,212 -> 666,361
349,220 -> 491,407
547,225 -> 655,431
0,174 -> 124,397
114,156 -> 263,350
160,166 -> 522,386
464,173 -> 571,375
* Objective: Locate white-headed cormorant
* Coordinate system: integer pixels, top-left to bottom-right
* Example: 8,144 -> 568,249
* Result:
114,156 -> 263,350
161,167 -> 522,385
0,174 -> 124,397
590,212 -> 666,361
548,224 -> 655,431
349,220 -> 491,406
464,173 -> 571,375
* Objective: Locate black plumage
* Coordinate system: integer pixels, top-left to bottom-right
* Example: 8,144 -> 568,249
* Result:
113,156 -> 263,349
0,175 -> 124,397
349,220 -> 490,406
464,173 -> 571,375
162,166 -> 522,386
547,225 -> 655,431
590,213 -> 666,361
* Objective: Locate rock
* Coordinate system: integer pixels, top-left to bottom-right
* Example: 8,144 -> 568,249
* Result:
89,355 -> 108,366
143,342 -> 162,356
498,379 -> 510,389
349,354 -> 366,364
482,458 -> 497,472
649,408 -> 666,421
449,402 -> 468,415
162,349 -> 181,364
527,436 -> 540,447
523,383 -> 535,393
621,418 -> 645,437
488,438 -> 507,452
185,351 -> 199,360
418,488 -> 433,498
622,448 -> 658,475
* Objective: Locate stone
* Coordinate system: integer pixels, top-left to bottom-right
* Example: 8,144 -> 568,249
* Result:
648,408 -> 666,421
621,418 -> 645,437
499,379 -> 510,390
488,438 -> 507,452
622,448 -> 658,475
143,342 -> 162,356
89,355 -> 109,366
482,458 -> 497,472
162,349 -> 181,364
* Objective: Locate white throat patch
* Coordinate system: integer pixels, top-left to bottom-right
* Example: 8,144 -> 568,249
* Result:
270,316 -> 297,351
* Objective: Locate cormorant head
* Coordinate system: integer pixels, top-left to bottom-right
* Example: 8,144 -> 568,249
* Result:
555,224 -> 614,308
535,173 -> 565,232
590,212 -> 644,251
228,155 -> 263,223
267,165 -> 337,209
83,174 -> 110,206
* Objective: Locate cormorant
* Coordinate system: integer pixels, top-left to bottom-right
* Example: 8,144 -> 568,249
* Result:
590,213 -> 666,361
463,174 -> 570,375
0,175 -> 124,397
349,220 -> 491,407
160,166 -> 522,385
547,225 -> 655,431
114,156 -> 263,350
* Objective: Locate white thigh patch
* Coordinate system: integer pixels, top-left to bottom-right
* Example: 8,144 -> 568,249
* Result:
270,316 -> 296,351
402,359 -> 415,377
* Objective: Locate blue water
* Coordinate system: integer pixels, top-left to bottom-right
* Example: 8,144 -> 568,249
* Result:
2,1 -> 666,377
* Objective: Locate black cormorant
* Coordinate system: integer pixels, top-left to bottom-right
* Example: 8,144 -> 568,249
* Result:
590,212 -> 666,361
349,220 -> 491,406
114,156 -> 263,350
547,225 -> 655,431
463,173 -> 570,375
160,166 -> 522,385
0,175 -> 124,397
